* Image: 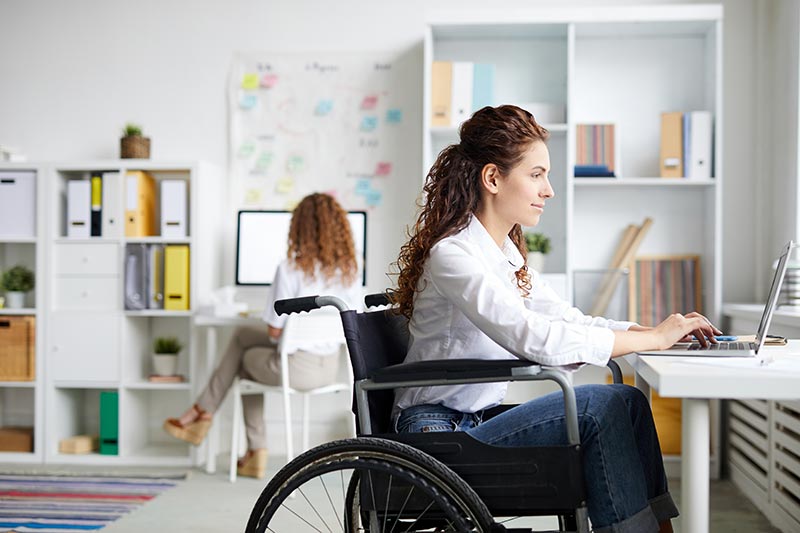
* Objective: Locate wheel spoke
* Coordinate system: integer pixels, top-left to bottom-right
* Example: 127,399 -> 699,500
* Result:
299,486 -> 335,533
279,500 -> 326,532
388,486 -> 414,533
319,473 -> 343,529
382,474 -> 392,532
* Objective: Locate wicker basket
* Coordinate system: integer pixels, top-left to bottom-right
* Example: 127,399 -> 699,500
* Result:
120,135 -> 151,159
0,315 -> 35,381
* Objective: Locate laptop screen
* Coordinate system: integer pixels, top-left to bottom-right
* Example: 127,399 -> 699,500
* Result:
755,241 -> 795,350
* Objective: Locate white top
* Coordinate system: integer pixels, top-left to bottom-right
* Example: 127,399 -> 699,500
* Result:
262,259 -> 363,354
395,216 -> 635,414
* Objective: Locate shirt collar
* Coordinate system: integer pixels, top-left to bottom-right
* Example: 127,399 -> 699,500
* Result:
466,215 -> 525,270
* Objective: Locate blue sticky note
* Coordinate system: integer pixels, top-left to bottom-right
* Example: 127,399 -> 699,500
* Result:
315,100 -> 333,116
365,189 -> 383,207
386,109 -> 402,124
355,179 -> 371,195
240,93 -> 258,110
360,116 -> 378,132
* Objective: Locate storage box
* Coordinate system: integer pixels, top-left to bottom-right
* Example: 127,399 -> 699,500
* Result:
59,434 -> 98,454
0,315 -> 35,380
0,171 -> 36,238
0,426 -> 33,452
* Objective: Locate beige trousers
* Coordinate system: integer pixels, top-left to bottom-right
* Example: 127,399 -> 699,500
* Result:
196,326 -> 340,449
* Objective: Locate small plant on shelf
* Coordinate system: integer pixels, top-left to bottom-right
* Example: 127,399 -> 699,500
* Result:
153,336 -> 183,354
152,336 -> 183,377
523,232 -> 551,273
120,122 -> 151,159
1,264 -> 34,308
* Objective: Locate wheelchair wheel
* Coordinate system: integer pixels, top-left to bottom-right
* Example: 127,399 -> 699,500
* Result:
246,437 -> 494,532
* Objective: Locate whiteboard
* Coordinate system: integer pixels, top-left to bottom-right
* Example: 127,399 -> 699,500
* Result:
228,52 -> 407,212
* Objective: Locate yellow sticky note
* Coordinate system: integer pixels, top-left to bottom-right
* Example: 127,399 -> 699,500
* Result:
244,188 -> 262,205
241,73 -> 259,90
275,176 -> 294,194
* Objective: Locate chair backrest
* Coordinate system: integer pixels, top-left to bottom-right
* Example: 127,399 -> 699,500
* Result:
340,308 -> 409,434
279,308 -> 347,355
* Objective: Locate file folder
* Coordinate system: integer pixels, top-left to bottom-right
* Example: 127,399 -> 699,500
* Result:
90,173 -> 102,237
472,64 -> 494,112
688,111 -> 712,179
160,180 -> 187,238
164,245 -> 190,311
147,244 -> 164,309
124,243 -> 148,310
125,170 -> 156,237
0,171 -> 36,238
99,391 -> 118,455
450,61 -> 473,127
430,61 -> 452,127
67,180 -> 91,238
101,172 -> 121,238
660,112 -> 684,178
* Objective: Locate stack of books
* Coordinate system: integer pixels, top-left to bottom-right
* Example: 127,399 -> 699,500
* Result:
575,124 -> 616,177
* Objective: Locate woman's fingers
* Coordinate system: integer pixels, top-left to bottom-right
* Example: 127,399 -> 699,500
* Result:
685,311 -> 723,335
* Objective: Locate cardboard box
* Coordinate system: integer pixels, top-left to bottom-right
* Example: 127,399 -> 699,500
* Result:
0,426 -> 33,452
59,434 -> 98,454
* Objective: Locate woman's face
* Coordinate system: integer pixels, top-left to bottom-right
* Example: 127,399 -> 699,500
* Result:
495,140 -> 554,228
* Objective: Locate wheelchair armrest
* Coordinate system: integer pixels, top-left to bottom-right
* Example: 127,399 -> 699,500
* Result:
371,358 -> 538,383
274,295 -> 350,315
607,359 -> 623,384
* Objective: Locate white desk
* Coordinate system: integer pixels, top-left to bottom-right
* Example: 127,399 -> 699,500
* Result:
194,313 -> 265,474
626,342 -> 800,533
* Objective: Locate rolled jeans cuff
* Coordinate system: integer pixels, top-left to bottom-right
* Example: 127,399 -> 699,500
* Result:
593,505 -> 659,533
649,491 -> 679,523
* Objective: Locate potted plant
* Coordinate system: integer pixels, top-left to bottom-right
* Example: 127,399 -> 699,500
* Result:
1,264 -> 34,308
120,122 -> 151,159
152,336 -> 183,376
524,232 -> 551,273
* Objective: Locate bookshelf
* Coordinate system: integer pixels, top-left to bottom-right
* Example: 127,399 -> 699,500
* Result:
44,160 -> 221,465
0,163 -> 45,463
424,4 -> 724,479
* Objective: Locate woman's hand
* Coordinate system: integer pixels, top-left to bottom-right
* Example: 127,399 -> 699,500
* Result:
677,311 -> 722,344
652,313 -> 718,349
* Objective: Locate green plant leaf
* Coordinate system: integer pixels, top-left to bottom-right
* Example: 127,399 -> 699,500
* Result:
523,232 -> 551,254
153,336 -> 183,354
1,265 -> 34,292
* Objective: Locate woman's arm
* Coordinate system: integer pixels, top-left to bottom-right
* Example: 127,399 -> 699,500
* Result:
611,313 -> 717,356
268,326 -> 282,343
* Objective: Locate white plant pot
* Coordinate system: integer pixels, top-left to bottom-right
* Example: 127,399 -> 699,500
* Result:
526,252 -> 545,273
5,291 -> 26,309
152,353 -> 179,376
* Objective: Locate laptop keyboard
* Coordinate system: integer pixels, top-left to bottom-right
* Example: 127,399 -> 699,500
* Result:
687,342 -> 751,351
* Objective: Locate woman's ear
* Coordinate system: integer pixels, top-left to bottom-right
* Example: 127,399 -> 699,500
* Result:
481,163 -> 500,194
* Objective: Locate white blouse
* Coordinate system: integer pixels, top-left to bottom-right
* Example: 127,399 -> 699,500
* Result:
394,215 -> 634,414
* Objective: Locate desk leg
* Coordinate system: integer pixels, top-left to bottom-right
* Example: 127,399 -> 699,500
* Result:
205,326 -> 218,474
682,398 -> 710,533
634,372 -> 651,402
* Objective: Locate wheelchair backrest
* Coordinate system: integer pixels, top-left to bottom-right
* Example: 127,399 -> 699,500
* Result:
340,308 -> 409,434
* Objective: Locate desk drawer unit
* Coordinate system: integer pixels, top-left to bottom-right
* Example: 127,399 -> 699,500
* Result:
53,277 -> 119,310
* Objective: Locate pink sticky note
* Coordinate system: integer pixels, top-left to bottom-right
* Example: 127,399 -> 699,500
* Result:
361,95 -> 378,110
261,73 -> 279,88
374,162 -> 392,177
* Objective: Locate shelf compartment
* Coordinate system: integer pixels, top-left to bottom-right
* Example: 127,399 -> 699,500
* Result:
121,389 -> 191,461
574,178 -> 716,187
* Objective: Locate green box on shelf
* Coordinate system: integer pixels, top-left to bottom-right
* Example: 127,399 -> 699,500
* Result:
99,391 -> 118,455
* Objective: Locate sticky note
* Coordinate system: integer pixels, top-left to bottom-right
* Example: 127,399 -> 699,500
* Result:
386,109 -> 403,124
276,176 -> 295,194
374,162 -> 392,177
284,198 -> 299,210
315,100 -> 333,116
361,95 -> 378,110
355,179 -> 371,195
261,73 -> 279,88
360,116 -> 378,132
286,155 -> 305,174
237,141 -> 256,158
255,152 -> 273,172
323,189 -> 338,198
365,189 -> 383,207
244,188 -> 262,205
241,73 -> 259,90
239,94 -> 258,110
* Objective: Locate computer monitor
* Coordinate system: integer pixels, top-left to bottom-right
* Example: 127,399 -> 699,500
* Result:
235,210 -> 367,286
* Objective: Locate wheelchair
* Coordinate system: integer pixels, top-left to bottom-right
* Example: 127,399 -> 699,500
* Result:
245,293 -> 624,533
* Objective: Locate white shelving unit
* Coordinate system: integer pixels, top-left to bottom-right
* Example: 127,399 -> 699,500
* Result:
44,160 -> 221,466
423,4 -> 723,321
424,4 -> 724,478
0,163 -> 45,463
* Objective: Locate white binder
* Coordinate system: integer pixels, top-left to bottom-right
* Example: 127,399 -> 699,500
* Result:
688,111 -> 713,180
124,244 -> 148,310
0,171 -> 36,238
66,180 -> 91,238
450,62 -> 474,127
101,172 -> 121,238
160,180 -> 187,238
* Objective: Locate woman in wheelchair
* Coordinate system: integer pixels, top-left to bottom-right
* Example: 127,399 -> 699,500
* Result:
391,105 -> 721,533
163,193 -> 362,478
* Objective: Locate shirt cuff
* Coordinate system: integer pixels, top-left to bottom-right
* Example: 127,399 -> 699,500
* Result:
587,327 -> 615,366
608,320 -> 637,331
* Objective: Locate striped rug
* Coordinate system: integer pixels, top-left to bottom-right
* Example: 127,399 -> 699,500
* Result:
0,474 -> 182,532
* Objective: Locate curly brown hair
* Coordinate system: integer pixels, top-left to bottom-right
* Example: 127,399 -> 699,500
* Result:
392,105 -> 549,319
287,193 -> 358,285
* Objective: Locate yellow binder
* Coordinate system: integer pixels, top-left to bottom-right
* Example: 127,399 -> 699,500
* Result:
659,112 -> 684,178
164,245 -> 190,311
125,170 -> 156,236
431,61 -> 452,127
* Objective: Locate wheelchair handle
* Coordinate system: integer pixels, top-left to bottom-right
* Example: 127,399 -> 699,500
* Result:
365,292 -> 392,308
274,295 -> 350,316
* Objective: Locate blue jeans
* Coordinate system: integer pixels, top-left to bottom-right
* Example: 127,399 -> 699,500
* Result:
395,384 -> 678,533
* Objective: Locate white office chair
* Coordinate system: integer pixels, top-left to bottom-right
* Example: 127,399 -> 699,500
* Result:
228,309 -> 354,482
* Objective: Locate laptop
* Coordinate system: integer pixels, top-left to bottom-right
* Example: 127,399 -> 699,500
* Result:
637,240 -> 795,357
